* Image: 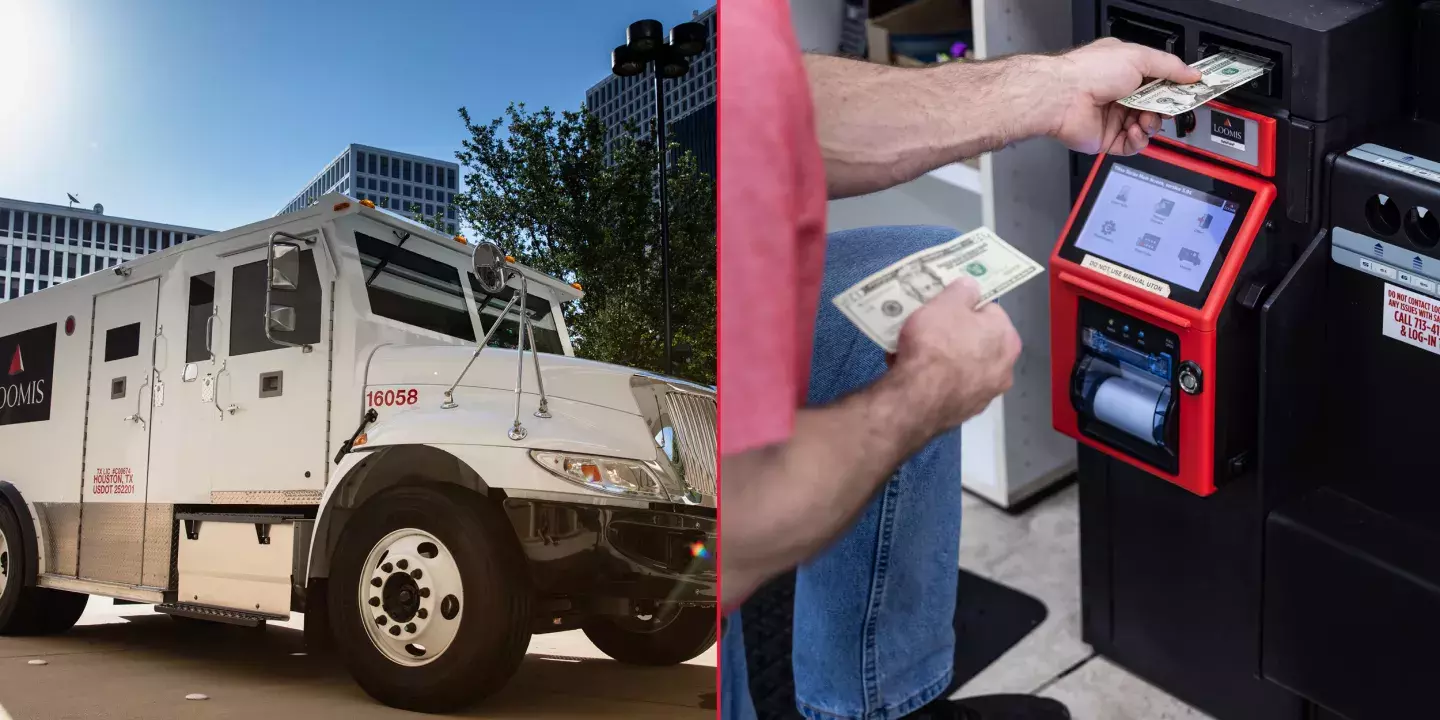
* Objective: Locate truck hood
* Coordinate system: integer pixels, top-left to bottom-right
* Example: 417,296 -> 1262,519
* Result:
366,345 -> 712,415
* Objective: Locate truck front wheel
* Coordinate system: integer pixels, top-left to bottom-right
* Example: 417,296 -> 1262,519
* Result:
583,604 -> 717,666
328,484 -> 532,713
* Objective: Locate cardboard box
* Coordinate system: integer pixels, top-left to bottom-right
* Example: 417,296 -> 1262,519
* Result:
866,0 -> 973,66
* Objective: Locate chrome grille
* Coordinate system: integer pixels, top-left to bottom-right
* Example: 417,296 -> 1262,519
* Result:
665,392 -> 717,497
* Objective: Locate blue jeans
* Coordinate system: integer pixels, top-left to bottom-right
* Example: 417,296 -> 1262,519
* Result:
723,226 -> 965,720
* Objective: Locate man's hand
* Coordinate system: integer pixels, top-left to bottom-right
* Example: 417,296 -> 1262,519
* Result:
890,278 -> 1022,430
1047,37 -> 1201,156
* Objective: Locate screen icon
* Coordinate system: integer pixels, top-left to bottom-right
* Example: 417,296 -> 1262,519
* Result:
1116,185 -> 1131,203
1101,220 -> 1117,236
1197,214 -> 1213,229
1178,247 -> 1201,267
1137,233 -> 1161,251
1154,199 -> 1175,217
1222,201 -> 1238,212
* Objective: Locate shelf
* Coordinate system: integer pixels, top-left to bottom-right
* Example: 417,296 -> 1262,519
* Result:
926,160 -> 983,194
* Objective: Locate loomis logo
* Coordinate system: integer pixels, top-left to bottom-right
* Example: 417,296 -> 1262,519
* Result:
1210,110 -> 1246,150
0,324 -> 56,425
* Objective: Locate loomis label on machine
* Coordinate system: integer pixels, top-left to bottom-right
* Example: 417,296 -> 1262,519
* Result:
91,467 -> 135,495
1383,282 -> 1440,354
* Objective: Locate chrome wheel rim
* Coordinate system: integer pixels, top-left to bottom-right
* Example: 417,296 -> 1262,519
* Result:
358,528 -> 464,667
0,532 -> 9,596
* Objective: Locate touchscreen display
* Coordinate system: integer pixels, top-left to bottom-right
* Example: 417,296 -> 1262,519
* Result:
1074,164 -> 1239,291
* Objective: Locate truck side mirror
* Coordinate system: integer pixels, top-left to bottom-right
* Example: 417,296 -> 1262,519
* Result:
269,243 -> 301,291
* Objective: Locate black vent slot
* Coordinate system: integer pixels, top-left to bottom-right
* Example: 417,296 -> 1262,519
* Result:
1106,8 -> 1183,57
1198,34 -> 1282,99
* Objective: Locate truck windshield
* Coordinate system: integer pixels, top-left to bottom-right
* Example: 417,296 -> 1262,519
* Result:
356,231 -> 477,341
468,274 -> 565,354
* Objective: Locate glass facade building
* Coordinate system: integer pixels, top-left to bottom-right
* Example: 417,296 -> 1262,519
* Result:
0,198 -> 209,301
585,6 -> 717,160
278,143 -> 461,236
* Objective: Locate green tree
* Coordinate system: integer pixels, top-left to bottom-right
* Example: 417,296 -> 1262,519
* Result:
449,103 -> 716,385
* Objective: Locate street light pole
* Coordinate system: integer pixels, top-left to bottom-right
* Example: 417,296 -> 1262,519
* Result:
612,19 -> 708,376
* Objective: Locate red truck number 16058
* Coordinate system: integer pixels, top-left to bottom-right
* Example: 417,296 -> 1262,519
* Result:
367,388 -> 418,407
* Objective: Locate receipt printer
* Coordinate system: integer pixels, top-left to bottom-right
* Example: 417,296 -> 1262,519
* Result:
1050,145 -> 1275,496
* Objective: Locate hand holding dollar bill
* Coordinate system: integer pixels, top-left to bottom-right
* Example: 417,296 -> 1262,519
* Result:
1117,50 -> 1271,116
833,227 -> 1044,352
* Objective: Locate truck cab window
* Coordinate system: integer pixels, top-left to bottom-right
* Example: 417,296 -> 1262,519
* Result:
185,273 -> 215,362
355,231 -> 476,341
467,275 -> 566,354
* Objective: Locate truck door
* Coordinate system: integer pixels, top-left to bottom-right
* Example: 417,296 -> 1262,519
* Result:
208,235 -> 331,497
79,279 -> 160,585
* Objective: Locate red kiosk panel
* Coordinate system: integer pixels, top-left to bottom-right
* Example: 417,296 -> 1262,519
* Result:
1050,145 -> 1275,496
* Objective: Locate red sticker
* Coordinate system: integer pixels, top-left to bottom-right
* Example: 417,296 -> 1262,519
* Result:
91,467 -> 135,495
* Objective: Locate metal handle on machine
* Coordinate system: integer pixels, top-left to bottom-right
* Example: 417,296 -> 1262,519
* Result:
265,231 -> 315,352
1058,271 -> 1193,330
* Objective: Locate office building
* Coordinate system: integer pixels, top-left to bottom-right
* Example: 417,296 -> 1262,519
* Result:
278,143 -> 461,235
0,197 -> 210,301
585,6 -> 717,160
671,100 -> 716,179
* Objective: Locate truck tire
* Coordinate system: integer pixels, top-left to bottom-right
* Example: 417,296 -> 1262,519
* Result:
583,605 -> 717,665
328,484 -> 532,713
0,501 -> 62,636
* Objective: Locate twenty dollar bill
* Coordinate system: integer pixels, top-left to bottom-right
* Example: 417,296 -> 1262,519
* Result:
833,227 -> 1044,352
1118,50 -> 1270,115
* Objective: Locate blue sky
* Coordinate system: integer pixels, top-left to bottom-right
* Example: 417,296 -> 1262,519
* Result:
0,0 -> 703,231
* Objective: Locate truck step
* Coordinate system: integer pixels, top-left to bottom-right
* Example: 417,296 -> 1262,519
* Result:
154,602 -> 283,628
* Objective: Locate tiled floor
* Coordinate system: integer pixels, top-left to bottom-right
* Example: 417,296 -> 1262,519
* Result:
947,483 -> 1212,720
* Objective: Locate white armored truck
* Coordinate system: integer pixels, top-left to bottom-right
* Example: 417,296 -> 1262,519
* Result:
0,195 -> 717,712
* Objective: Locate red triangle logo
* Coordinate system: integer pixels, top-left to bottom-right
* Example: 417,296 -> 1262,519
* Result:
8,347 -> 22,376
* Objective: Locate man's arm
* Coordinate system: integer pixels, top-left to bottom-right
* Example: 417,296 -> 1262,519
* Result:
721,365 -> 940,609
808,39 -> 1200,199
721,280 -> 1020,610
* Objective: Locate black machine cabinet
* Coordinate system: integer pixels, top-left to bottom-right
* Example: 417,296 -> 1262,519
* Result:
1066,1 -> 1440,719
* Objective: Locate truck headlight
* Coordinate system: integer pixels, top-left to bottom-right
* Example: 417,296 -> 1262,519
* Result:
529,451 -> 670,500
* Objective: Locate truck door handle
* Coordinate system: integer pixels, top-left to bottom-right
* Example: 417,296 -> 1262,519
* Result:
124,372 -> 151,430
205,312 -> 217,362
213,361 -> 239,420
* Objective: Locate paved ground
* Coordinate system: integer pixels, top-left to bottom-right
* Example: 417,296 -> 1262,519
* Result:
0,599 -> 716,719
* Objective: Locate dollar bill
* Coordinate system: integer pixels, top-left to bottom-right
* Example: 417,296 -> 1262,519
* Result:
832,227 -> 1044,352
1118,50 -> 1271,115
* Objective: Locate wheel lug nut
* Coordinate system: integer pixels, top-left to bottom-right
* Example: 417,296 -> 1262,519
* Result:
397,559 -> 409,570
411,569 -> 422,579
376,616 -> 387,626
418,608 -> 428,619
389,625 -> 401,636
419,587 -> 431,598
370,577 -> 382,588
368,597 -> 380,607
381,562 -> 393,573
405,623 -> 416,633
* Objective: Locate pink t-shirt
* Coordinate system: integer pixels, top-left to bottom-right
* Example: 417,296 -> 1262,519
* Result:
718,0 -> 829,457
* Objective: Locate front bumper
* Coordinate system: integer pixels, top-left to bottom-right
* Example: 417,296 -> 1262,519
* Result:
500,496 -> 716,605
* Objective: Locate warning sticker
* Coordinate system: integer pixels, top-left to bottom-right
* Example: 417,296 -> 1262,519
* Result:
1081,255 -> 1172,298
1382,282 -> 1440,355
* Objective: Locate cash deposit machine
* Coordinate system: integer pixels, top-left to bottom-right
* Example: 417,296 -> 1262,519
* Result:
1051,1 -> 1440,718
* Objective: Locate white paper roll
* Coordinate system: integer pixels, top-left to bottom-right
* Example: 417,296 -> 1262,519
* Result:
1092,376 -> 1165,446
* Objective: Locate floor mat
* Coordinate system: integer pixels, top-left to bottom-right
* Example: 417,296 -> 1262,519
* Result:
741,568 -> 1048,719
